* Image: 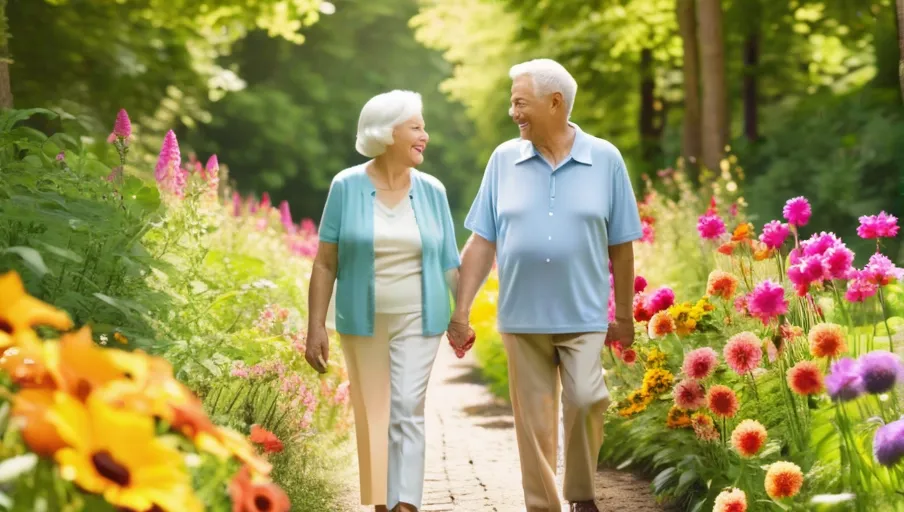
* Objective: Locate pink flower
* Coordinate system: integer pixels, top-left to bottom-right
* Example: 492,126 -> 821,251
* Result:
759,221 -> 790,249
724,332 -> 763,375
861,253 -> 904,286
783,196 -> 811,227
734,294 -> 750,316
203,154 -> 220,192
845,274 -> 878,302
332,381 -> 350,405
154,130 -> 181,191
697,214 -> 727,240
260,192 -> 272,211
787,232 -> 855,295
641,220 -> 655,243
111,108 -> 132,140
279,201 -> 296,234
748,279 -> 788,325
634,276 -> 648,294
674,379 -> 707,411
231,361 -> 250,379
300,218 -> 317,234
857,212 -> 899,239
823,245 -> 856,280
683,347 -> 719,380
232,192 -> 243,216
645,287 -> 676,314
730,203 -> 739,217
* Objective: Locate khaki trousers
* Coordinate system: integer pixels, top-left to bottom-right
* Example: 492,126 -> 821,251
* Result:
340,312 -> 441,508
501,331 -> 610,512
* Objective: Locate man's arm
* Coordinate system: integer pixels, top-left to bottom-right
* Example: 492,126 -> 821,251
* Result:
450,233 -> 496,324
608,241 -> 636,346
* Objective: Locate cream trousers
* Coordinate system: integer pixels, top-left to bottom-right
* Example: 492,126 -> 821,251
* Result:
340,312 -> 441,510
502,331 -> 610,512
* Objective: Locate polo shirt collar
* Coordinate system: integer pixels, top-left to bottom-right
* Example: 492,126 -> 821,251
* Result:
515,122 -> 593,166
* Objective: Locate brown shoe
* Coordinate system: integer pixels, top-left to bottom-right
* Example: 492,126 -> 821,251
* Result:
570,501 -> 599,512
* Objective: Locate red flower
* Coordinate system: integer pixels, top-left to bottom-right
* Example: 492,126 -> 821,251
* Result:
787,361 -> 824,395
707,385 -> 740,419
250,424 -> 284,454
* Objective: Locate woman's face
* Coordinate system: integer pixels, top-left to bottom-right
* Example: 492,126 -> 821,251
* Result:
386,114 -> 429,166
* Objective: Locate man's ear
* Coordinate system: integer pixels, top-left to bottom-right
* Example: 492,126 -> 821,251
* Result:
551,92 -> 565,113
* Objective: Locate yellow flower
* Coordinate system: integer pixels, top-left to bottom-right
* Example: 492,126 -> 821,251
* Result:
44,328 -> 129,401
618,389 -> 653,417
646,347 -> 667,368
196,426 -> 273,476
0,271 -> 73,348
49,393 -> 202,512
666,405 -> 692,429
642,368 -> 675,396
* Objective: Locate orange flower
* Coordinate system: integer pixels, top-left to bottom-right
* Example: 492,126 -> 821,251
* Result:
764,461 -> 804,499
11,388 -> 68,457
707,385 -> 740,419
691,412 -> 720,442
808,323 -> 847,359
731,222 -> 755,242
229,465 -> 291,512
0,337 -> 53,388
666,406 -> 692,429
714,487 -> 747,512
730,419 -> 768,458
787,361 -> 824,395
717,242 -> 737,256
250,425 -> 284,454
45,328 -> 129,401
647,311 -> 675,339
196,427 -> 273,476
753,241 -> 774,261
707,270 -> 739,300
0,271 -> 73,348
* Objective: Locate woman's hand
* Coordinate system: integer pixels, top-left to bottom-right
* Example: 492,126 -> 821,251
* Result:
305,324 -> 330,373
447,319 -> 475,358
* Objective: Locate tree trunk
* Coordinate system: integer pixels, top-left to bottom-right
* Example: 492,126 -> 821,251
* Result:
0,0 -> 11,109
742,32 -> 759,141
697,0 -> 728,173
677,0 -> 702,177
639,47 -> 661,165
897,0 -> 904,102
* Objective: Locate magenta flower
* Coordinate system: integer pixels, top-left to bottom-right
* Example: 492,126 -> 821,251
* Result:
747,279 -> 788,325
857,212 -> 899,239
202,154 -> 220,192
861,253 -> 904,286
300,218 -> 317,235
634,275 -> 648,294
845,275 -> 878,303
760,221 -> 790,249
683,347 -> 719,380
641,220 -> 655,243
260,192 -> 272,211
112,108 -> 132,140
645,287 -> 676,314
823,245 -> 855,280
279,200 -> 296,234
787,232 -> 855,295
154,130 -> 181,193
231,192 -> 242,217
783,196 -> 811,227
697,213 -> 726,240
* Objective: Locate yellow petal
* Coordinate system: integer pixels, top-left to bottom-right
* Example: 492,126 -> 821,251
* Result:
47,392 -> 92,452
55,448 -> 108,495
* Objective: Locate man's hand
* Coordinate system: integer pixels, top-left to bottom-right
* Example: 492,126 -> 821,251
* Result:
606,320 -> 635,348
447,318 -> 475,358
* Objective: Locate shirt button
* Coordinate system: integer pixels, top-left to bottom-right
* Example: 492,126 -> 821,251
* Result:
546,258 -> 550,263
548,236 -> 552,240
548,212 -> 553,216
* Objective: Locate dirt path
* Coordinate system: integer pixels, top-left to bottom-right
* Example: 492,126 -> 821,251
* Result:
339,345 -> 663,511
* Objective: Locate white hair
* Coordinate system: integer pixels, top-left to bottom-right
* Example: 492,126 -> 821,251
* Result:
355,90 -> 423,158
508,59 -> 578,117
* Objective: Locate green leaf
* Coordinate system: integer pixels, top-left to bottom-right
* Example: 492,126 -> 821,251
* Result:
35,241 -> 84,263
0,108 -> 58,130
2,246 -> 51,278
676,469 -> 698,494
200,358 -> 223,378
652,467 -> 677,493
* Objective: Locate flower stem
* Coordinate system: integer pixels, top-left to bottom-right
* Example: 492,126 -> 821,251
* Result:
877,286 -> 896,354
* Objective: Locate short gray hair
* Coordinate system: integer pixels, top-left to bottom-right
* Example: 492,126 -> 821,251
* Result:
355,90 -> 423,158
509,59 -> 578,116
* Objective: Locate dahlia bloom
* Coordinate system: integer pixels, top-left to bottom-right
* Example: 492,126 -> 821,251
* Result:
698,213 -> 727,240
707,385 -> 740,419
706,270 -> 739,300
723,332 -> 763,375
860,253 -> 904,286
647,311 -> 676,339
787,361 -> 824,395
683,347 -> 719,380
765,461 -> 804,499
644,287 -> 676,314
714,488 -> 747,512
857,212 -> 899,239
673,379 -> 706,411
634,275 -> 648,293
731,419 -> 768,458
782,196 -> 811,227
845,275 -> 878,303
759,220 -> 790,249
808,323 -> 847,359
747,279 -> 788,325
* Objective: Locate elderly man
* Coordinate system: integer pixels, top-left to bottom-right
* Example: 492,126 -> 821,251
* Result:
447,59 -> 642,512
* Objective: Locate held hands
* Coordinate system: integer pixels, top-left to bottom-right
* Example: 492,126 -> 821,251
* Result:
305,324 -> 330,374
606,319 -> 635,349
446,316 -> 476,359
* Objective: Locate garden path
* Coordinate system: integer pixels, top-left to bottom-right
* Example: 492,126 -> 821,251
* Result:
340,345 -> 663,512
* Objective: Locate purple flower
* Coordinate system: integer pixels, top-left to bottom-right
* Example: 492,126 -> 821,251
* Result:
873,418 -> 904,467
825,358 -> 865,401
783,196 -> 811,227
55,151 -> 65,162
759,221 -> 790,249
112,108 -> 132,139
859,351 -> 904,394
697,214 -> 726,240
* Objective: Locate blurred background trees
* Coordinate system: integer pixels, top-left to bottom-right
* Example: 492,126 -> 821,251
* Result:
2,0 -> 901,257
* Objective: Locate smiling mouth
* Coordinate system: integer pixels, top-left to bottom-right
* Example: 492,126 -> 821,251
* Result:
518,122 -> 529,129
412,146 -> 425,154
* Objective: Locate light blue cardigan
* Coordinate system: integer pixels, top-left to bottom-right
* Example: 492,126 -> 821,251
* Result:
318,164 -> 460,337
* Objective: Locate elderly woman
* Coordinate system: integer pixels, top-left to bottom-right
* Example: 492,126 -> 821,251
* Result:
305,90 -> 465,512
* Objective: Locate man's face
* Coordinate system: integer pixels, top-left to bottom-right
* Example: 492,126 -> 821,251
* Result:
510,75 -> 552,142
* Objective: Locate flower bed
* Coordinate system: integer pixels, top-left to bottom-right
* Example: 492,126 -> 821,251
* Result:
0,108 -> 352,510
471,162 -> 904,510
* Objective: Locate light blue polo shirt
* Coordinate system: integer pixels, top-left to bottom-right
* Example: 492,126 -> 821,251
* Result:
464,124 -> 642,334
318,164 -> 460,337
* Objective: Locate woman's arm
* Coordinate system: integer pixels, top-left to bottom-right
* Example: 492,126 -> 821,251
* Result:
308,242 -> 338,331
445,268 -> 460,304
